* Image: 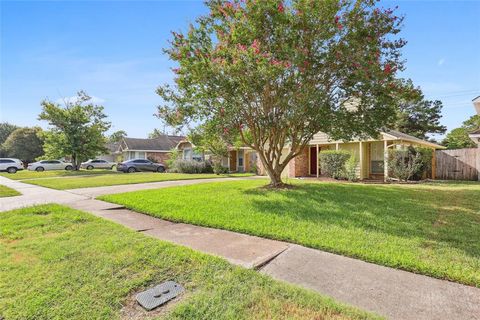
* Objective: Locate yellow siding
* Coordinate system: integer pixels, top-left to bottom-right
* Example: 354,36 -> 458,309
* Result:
280,147 -> 291,178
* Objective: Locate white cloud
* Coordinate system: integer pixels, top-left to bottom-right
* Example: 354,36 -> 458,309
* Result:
437,58 -> 446,66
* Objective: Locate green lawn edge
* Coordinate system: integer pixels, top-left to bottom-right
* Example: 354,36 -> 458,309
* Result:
0,185 -> 21,197
0,204 -> 379,320
98,180 -> 480,288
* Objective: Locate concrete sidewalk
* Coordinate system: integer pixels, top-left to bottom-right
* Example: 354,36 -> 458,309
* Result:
66,176 -> 264,197
1,175 -> 479,320
261,245 -> 480,320
0,176 -> 88,211
64,198 -> 480,320
70,199 -> 289,269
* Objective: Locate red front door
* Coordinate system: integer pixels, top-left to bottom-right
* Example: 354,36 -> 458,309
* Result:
310,146 -> 317,175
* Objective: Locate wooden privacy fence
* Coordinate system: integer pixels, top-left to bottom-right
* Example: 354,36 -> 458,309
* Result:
435,148 -> 480,181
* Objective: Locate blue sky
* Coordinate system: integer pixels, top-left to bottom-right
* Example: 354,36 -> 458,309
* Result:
1,1 -> 479,140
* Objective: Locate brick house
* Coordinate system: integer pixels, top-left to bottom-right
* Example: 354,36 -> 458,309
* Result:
176,140 -> 257,173
117,135 -> 185,168
256,129 -> 445,181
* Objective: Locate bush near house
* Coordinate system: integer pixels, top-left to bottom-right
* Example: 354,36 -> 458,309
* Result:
169,159 -> 214,174
388,146 -> 432,182
344,156 -> 359,182
319,150 -> 352,180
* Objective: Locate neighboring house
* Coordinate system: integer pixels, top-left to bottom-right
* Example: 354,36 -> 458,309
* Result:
468,96 -> 480,147
176,140 -> 258,173
117,135 -> 185,166
256,129 -> 445,181
468,96 -> 480,181
176,140 -> 204,162
97,142 -> 122,162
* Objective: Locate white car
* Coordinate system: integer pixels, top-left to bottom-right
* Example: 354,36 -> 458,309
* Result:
0,158 -> 24,173
28,160 -> 74,172
80,159 -> 116,170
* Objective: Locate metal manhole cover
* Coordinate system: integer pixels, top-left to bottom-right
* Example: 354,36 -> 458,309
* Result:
136,281 -> 184,311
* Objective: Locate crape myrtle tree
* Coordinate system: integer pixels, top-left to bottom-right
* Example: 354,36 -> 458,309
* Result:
39,91 -> 111,170
157,0 -> 408,187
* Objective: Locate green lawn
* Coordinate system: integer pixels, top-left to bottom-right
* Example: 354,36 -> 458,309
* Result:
4,171 -> 253,190
100,180 -> 480,287
0,185 -> 20,197
0,204 -> 376,320
0,169 -> 121,180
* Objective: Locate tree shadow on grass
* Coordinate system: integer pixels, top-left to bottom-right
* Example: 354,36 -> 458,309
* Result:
242,182 -> 480,258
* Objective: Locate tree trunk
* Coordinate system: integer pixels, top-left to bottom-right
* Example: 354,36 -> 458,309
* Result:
267,169 -> 284,187
72,153 -> 80,170
257,151 -> 288,187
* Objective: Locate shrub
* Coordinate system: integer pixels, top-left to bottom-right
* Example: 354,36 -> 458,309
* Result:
387,146 -> 425,182
319,150 -> 351,179
213,162 -> 229,175
413,147 -> 433,180
344,155 -> 359,182
170,159 -> 213,174
166,148 -> 180,168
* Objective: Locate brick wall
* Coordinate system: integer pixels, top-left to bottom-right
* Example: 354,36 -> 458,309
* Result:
146,152 -> 171,168
288,147 -> 309,177
229,150 -> 237,172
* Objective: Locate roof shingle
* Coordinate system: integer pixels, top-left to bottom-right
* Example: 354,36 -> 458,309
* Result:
123,135 -> 185,151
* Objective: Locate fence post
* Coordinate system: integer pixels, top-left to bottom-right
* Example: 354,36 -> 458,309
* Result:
431,148 -> 436,180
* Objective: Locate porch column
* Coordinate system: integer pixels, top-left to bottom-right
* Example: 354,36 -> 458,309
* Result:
431,148 -> 436,180
359,141 -> 363,180
383,140 -> 389,182
336,143 -> 339,151
227,153 -> 230,172
316,144 -> 319,178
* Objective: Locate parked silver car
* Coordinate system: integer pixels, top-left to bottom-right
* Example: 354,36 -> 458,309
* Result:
0,158 -> 24,173
80,159 -> 116,170
28,160 -> 74,171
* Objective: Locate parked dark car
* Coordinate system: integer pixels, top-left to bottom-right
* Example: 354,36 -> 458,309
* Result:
117,159 -> 165,173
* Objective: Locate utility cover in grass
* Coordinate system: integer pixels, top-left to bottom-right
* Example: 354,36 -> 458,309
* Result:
136,281 -> 184,311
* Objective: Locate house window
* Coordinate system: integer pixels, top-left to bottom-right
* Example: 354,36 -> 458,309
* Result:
137,152 -> 146,159
183,148 -> 192,160
192,151 -> 203,162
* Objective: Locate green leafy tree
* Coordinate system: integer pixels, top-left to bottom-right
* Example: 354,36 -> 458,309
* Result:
109,130 -> 127,143
462,114 -> 480,131
0,122 -> 19,156
393,81 -> 446,139
188,121 -> 229,160
0,122 -> 19,145
442,115 -> 480,149
38,91 -> 111,169
2,127 -> 44,163
148,128 -> 164,139
157,0 -> 409,186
